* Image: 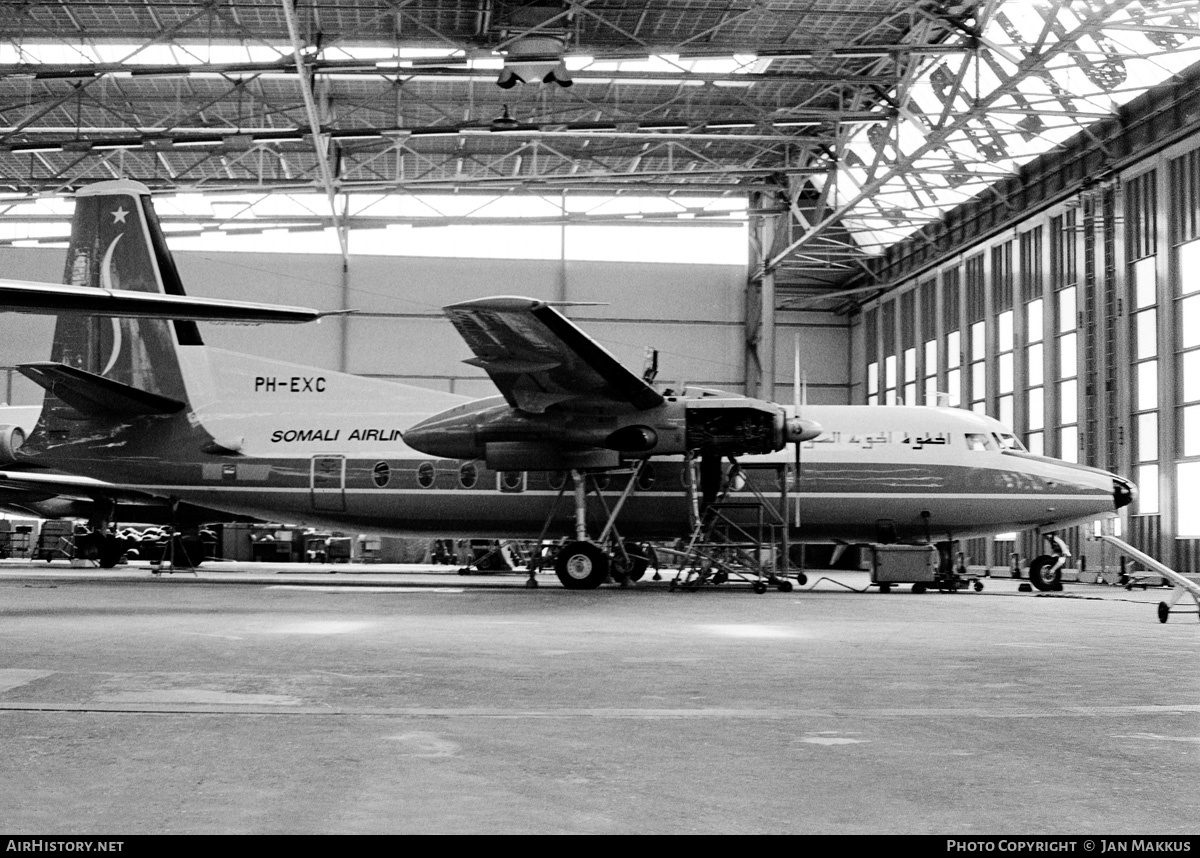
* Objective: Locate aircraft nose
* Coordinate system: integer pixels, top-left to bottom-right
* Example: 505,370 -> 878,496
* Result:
1113,476 -> 1137,510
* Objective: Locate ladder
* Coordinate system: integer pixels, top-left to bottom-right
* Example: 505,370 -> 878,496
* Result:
668,460 -> 795,593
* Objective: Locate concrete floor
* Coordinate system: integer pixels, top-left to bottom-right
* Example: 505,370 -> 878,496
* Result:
0,560 -> 1197,834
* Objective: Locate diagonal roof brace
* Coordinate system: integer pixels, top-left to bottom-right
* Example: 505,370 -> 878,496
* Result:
280,0 -> 348,264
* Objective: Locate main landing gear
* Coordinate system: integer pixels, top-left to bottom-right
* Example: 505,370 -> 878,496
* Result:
538,464 -> 654,591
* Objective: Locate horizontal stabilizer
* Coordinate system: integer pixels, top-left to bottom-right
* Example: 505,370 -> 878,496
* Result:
18,362 -> 186,416
0,278 -> 342,324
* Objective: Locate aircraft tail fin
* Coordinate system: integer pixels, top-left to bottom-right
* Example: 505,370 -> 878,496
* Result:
47,179 -> 196,409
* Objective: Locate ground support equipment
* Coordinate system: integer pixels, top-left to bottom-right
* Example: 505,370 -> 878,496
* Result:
1097,535 -> 1200,623
667,460 -> 795,594
905,545 -> 986,594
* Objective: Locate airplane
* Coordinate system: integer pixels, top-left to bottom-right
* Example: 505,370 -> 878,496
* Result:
0,179 -> 1135,591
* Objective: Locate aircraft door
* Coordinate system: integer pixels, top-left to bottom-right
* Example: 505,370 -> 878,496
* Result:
311,455 -> 346,512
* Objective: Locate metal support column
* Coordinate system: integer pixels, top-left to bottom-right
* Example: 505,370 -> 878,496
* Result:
747,189 -> 793,402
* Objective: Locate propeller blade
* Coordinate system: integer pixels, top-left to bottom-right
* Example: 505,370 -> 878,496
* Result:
794,333 -> 802,414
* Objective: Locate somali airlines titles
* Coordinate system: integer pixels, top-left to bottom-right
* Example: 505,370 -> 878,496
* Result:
270,428 -> 403,443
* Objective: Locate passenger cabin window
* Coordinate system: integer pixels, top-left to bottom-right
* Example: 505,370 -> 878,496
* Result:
965,433 -> 996,451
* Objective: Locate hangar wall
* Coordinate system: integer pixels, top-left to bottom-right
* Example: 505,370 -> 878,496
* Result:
0,245 -> 851,408
853,125 -> 1200,575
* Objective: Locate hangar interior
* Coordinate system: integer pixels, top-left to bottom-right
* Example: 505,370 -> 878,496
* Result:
1,0 -> 1200,571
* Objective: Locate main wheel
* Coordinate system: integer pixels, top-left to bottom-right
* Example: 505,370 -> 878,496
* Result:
554,541 -> 609,590
620,542 -> 651,582
1158,601 -> 1170,624
97,534 -> 125,569
1027,555 -> 1061,592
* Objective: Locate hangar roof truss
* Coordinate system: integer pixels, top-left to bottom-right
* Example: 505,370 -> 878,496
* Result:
0,1 -> 1197,294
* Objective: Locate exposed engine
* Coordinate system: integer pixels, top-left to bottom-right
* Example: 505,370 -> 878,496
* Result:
685,406 -> 780,456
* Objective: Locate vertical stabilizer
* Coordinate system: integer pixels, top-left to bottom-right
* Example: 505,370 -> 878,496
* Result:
50,179 -> 196,405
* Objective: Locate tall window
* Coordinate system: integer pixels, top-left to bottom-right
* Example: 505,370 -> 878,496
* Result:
943,268 -> 962,407
865,308 -> 879,406
1057,281 -> 1079,462
965,255 -> 987,414
920,280 -> 938,406
1132,257 -> 1159,515
1052,211 -> 1079,462
1128,169 -> 1158,516
900,290 -> 916,405
1021,227 -> 1045,454
882,301 -> 897,405
993,241 -> 1015,428
1177,243 -> 1200,533
1174,157 -> 1200,534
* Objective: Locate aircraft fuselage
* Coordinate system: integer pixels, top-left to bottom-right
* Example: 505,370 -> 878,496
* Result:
16,355 -> 1131,543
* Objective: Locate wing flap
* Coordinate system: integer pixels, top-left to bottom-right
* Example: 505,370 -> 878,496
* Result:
445,296 -> 664,413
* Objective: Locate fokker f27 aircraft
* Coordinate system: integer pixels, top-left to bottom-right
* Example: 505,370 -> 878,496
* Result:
0,180 -> 1135,591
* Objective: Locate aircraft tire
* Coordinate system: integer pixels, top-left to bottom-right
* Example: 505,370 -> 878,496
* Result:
622,542 -> 650,582
97,535 -> 124,569
1028,555 -> 1061,592
554,541 -> 609,590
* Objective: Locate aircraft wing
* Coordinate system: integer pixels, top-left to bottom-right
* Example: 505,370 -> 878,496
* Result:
444,296 -> 664,413
0,469 -> 160,503
0,278 -> 344,324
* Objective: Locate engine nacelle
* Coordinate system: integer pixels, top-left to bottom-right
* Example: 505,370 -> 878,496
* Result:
403,390 -> 823,470
403,396 -> 690,464
0,424 -> 26,465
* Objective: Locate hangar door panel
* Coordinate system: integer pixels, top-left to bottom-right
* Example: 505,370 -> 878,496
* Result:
311,456 -> 346,512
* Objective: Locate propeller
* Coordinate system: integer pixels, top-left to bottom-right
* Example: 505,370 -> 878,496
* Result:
789,333 -> 820,528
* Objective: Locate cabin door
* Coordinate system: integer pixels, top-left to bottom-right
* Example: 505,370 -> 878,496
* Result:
311,455 -> 346,512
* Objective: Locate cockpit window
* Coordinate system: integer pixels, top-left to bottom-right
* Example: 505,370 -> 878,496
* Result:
965,433 -> 996,451
994,433 -> 1026,452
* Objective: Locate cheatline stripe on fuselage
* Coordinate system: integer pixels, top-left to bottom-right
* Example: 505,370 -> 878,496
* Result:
95,456 -> 1106,495
124,485 -> 1106,504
